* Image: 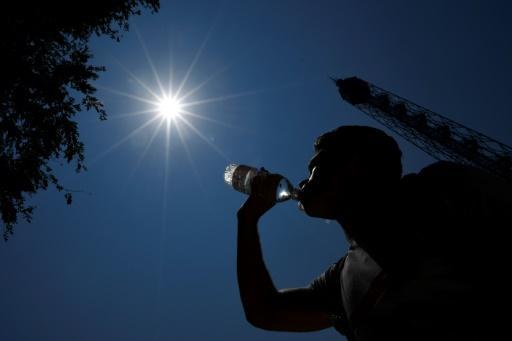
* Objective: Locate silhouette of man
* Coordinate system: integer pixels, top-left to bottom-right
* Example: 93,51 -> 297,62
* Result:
236,125 -> 509,340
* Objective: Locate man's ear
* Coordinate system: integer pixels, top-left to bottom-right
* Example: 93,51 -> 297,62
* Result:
346,155 -> 368,178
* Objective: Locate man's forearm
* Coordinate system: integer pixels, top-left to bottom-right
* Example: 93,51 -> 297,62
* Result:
237,215 -> 278,322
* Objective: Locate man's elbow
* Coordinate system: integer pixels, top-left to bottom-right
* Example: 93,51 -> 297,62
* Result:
243,308 -> 267,329
243,306 -> 280,330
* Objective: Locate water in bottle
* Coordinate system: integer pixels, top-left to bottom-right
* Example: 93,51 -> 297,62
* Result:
224,164 -> 299,202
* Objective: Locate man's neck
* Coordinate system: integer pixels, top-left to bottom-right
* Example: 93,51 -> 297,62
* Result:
336,217 -> 355,242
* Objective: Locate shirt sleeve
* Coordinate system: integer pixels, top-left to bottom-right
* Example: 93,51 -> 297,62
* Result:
309,256 -> 350,335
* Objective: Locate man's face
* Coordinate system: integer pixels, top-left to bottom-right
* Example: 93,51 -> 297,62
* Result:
299,150 -> 350,219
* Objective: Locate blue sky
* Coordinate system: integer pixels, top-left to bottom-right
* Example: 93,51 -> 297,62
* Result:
1,1 -> 511,340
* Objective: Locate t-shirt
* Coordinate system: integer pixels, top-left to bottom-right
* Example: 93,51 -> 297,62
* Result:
310,241 -> 382,339
310,161 -> 511,340
341,239 -> 382,320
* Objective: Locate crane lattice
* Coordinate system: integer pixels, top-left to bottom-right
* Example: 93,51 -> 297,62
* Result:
333,76 -> 512,181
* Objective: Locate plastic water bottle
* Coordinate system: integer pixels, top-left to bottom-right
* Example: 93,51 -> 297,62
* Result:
224,164 -> 299,202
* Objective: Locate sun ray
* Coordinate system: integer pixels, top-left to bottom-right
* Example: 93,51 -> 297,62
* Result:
175,115 -> 230,161
180,82 -> 303,108
111,58 -> 162,102
162,117 -> 172,219
163,119 -> 171,192
177,64 -> 230,102
124,70 -> 161,102
97,85 -> 159,106
179,109 -> 239,129
91,114 -> 161,164
109,108 -> 158,120
180,88 -> 274,108
167,34 -> 175,99
164,115 -> 172,171
134,26 -> 166,98
129,116 -> 167,178
174,116 -> 207,194
152,111 -> 172,341
174,13 -> 219,99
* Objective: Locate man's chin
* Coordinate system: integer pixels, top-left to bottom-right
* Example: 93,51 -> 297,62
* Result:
301,202 -> 336,219
298,201 -> 315,216
300,199 -> 316,216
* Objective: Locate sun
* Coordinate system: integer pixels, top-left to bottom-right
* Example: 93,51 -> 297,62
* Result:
158,96 -> 183,120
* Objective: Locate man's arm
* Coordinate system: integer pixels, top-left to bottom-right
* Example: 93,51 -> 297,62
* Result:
237,211 -> 332,331
236,174 -> 333,332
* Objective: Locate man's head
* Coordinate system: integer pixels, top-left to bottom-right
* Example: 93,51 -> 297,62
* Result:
299,125 -> 402,220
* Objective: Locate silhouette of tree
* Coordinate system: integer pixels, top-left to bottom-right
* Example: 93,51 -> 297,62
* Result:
0,1 -> 160,240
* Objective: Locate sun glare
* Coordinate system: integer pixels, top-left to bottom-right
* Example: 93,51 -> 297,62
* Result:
158,96 -> 182,120
94,27 -> 238,171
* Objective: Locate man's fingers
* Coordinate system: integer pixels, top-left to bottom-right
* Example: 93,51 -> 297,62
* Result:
250,173 -> 284,207
237,172 -> 283,221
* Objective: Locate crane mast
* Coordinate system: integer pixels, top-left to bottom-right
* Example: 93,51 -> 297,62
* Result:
333,76 -> 512,181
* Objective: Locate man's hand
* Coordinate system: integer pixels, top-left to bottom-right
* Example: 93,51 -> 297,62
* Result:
237,171 -> 283,223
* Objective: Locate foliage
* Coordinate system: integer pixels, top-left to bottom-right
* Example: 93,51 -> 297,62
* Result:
0,1 -> 160,240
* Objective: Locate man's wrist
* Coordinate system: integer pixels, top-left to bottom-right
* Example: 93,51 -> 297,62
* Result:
237,209 -> 260,226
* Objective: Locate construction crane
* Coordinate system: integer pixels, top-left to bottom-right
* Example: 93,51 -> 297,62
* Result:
333,76 -> 512,182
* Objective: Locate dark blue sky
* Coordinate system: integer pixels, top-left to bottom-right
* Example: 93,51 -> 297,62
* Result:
1,1 -> 511,340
